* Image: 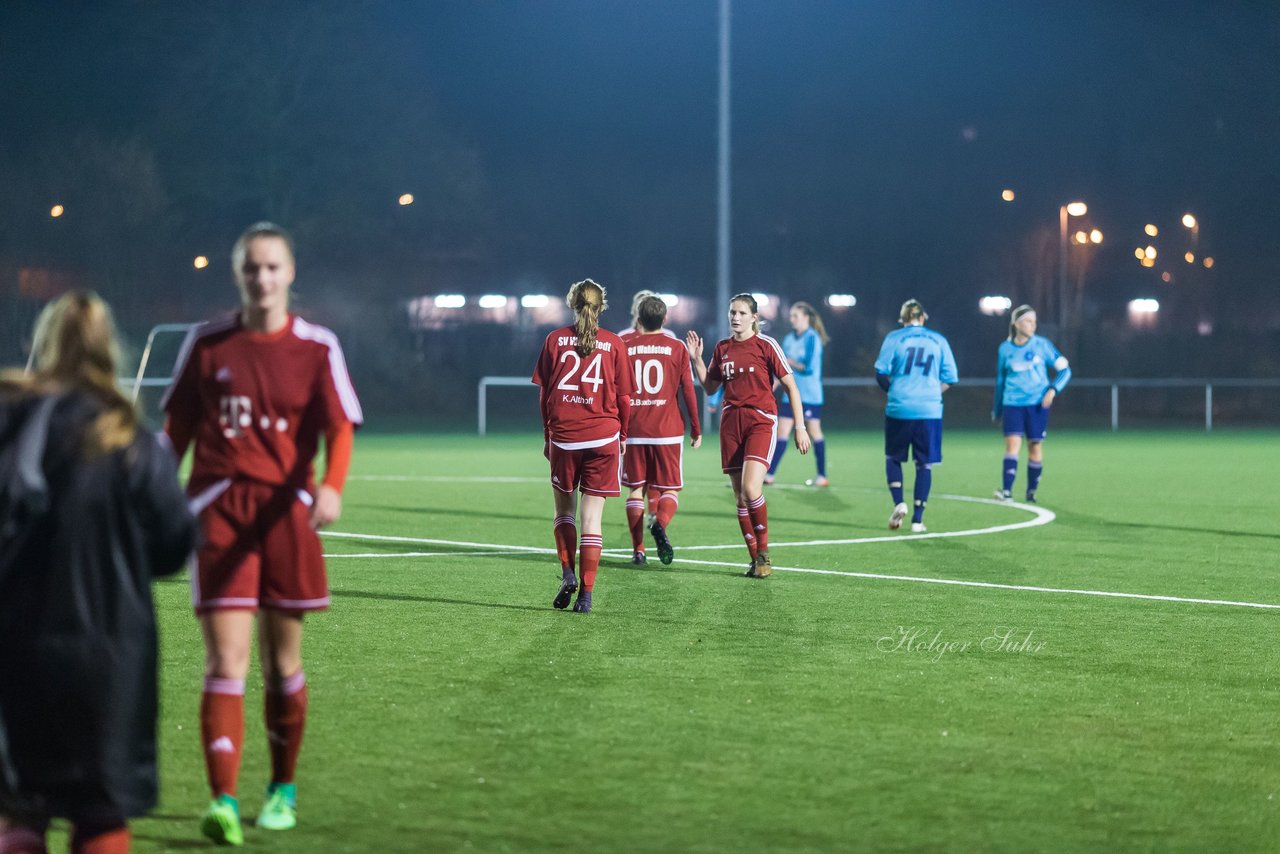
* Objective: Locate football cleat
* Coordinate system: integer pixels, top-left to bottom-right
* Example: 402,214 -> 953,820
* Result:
256,783 -> 297,831
888,502 -> 909,530
993,489 -> 1012,501
649,520 -> 674,565
752,550 -> 773,578
631,549 -> 648,566
1025,491 -> 1037,504
572,591 -> 592,613
201,794 -> 244,846
553,572 -> 578,610
805,476 -> 830,487
744,556 -> 758,577
911,522 -> 927,533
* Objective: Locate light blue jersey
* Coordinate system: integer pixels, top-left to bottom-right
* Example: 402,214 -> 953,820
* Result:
874,325 -> 958,419
782,328 -> 824,404
993,335 -> 1071,413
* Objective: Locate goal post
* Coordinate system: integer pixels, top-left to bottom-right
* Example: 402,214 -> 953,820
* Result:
477,376 -> 537,435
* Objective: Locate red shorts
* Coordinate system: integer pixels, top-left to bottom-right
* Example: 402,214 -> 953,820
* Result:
548,439 -> 622,496
621,441 -> 685,490
719,407 -> 778,472
190,479 -> 329,613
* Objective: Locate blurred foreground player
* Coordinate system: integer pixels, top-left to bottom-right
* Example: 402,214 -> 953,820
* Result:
163,223 -> 362,845
532,279 -> 632,613
619,295 -> 701,565
0,292 -> 196,854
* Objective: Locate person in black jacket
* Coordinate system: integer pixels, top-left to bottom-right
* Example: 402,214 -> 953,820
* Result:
0,292 -> 196,854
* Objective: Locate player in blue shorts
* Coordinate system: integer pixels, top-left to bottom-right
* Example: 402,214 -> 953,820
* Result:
874,299 -> 958,532
992,305 -> 1071,503
766,301 -> 830,486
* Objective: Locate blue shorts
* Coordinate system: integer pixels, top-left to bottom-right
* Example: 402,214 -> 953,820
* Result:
884,417 -> 942,464
779,401 -> 822,422
1003,405 -> 1050,441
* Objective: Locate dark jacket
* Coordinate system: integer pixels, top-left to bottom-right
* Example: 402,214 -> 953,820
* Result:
0,389 -> 196,822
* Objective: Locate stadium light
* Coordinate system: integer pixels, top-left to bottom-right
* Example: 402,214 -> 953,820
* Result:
1074,230 -> 1088,244
1184,252 -> 1195,264
1133,247 -> 1145,260
978,296 -> 1012,316
1065,201 -> 1087,217
1161,272 -> 1172,283
50,204 -> 65,218
399,193 -> 415,206
1144,245 -> 1157,260
826,294 -> 857,308
521,294 -> 550,308
1144,223 -> 1158,237
1090,229 -> 1103,244
434,294 -> 465,308
193,255 -> 209,270
1001,189 -> 1015,202
1129,298 -> 1160,314
1203,256 -> 1215,268
658,294 -> 679,307
751,292 -> 770,307
1182,213 -> 1197,229
478,294 -> 508,309
1059,201 -> 1088,328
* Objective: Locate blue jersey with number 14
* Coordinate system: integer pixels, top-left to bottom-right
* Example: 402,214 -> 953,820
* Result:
874,326 -> 958,419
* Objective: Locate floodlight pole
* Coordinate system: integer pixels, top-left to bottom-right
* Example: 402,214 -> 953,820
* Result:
715,0 -> 731,344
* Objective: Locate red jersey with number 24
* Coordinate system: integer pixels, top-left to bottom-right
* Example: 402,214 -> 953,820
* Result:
707,334 -> 791,416
532,326 -> 633,447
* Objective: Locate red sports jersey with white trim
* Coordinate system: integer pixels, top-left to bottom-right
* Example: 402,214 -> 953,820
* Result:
532,326 -> 633,447
707,334 -> 791,415
163,314 -> 363,490
621,329 -> 700,443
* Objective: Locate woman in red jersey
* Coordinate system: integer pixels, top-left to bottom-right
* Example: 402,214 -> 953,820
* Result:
163,223 -> 363,845
531,279 -> 633,613
687,294 -> 809,577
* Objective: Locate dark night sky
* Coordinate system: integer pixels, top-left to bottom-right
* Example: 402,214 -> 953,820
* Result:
3,1 -> 1279,373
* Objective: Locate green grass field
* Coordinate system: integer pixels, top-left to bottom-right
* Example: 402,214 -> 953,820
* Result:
65,429 -> 1280,851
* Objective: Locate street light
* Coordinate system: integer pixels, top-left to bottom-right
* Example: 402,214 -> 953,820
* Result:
1059,201 -> 1087,330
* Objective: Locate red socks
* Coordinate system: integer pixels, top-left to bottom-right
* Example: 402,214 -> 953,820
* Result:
553,515 -> 577,571
70,825 -> 130,854
657,492 -> 678,528
625,499 -> 646,550
264,670 -> 308,785
737,504 -> 758,559
747,494 -> 769,550
579,534 -> 602,591
201,677 -> 245,798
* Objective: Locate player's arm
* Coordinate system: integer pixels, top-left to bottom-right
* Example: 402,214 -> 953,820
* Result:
940,340 -> 959,393
677,351 -> 702,448
873,339 -> 894,393
615,346 -> 632,446
779,374 -> 811,454
1044,345 -> 1071,406
685,331 -> 721,395
311,420 -> 353,530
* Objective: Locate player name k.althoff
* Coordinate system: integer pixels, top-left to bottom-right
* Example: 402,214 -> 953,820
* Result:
877,626 -> 1046,661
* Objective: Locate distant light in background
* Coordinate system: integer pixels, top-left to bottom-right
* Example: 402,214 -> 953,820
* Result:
1001,189 -> 1015,202
978,296 -> 1012,316
1090,229 -> 1103,244
1161,272 -> 1172,283
658,294 -> 679,307
1144,245 -> 1158,260
521,294 -> 550,308
826,294 -> 857,308
193,255 -> 209,269
1184,252 -> 1195,264
1065,201 -> 1088,217
1134,247 -> 1145,260
434,294 -> 465,308
1140,257 -> 1155,268
1198,321 -> 1213,336
1074,230 -> 1088,244
1144,223 -> 1158,237
1129,299 -> 1160,328
1182,213 -> 1197,229
398,194 -> 415,206
1203,256 -> 1215,268
50,204 -> 64,218
478,294 -> 508,309
751,293 -> 770,307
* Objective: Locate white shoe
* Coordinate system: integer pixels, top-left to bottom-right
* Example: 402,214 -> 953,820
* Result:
911,522 -> 927,533
993,489 -> 1012,501
888,503 -> 908,530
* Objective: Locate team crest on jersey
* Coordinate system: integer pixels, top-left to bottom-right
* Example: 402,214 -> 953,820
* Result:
215,366 -> 233,382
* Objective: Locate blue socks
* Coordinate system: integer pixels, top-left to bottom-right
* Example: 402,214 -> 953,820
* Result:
885,458 -> 904,505
767,439 -> 788,475
1026,461 -> 1043,496
912,464 -> 932,523
813,439 -> 826,478
1002,455 -> 1018,492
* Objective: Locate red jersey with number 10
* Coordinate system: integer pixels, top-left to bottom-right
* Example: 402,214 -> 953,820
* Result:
162,314 -> 363,491
620,328 -> 700,443
532,326 -> 633,447
707,333 -> 791,415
